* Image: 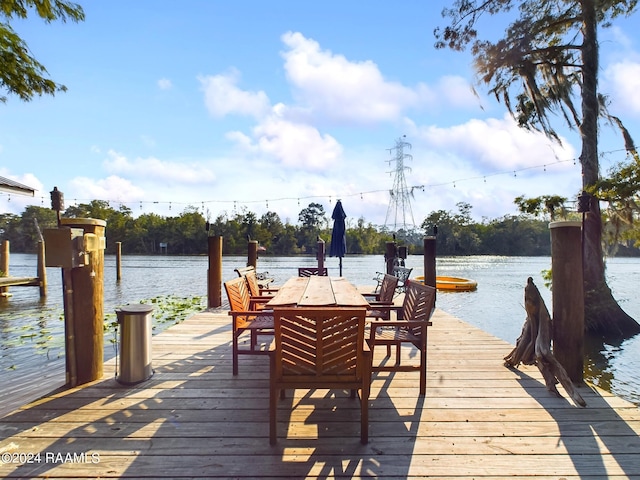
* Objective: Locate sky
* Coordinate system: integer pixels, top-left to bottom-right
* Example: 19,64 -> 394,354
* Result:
2,1 -> 640,231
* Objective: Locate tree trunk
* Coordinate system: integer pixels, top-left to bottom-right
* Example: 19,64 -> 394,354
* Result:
579,0 -> 640,336
504,278 -> 586,407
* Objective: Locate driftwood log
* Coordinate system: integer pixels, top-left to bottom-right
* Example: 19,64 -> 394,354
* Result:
504,277 -> 586,407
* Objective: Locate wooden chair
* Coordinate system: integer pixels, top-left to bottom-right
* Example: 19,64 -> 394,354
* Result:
243,270 -> 279,309
298,267 -> 328,277
235,265 -> 275,289
373,266 -> 412,293
269,307 -> 372,445
224,277 -> 274,375
367,280 -> 436,395
364,274 -> 398,320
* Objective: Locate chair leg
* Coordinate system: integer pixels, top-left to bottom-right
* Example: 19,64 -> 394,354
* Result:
419,341 -> 427,396
269,353 -> 277,445
419,354 -> 426,395
361,351 -> 371,444
232,333 -> 239,376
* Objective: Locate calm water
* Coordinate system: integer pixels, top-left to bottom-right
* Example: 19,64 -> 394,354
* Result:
1,253 -> 639,408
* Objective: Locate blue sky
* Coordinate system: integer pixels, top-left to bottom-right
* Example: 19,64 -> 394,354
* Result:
2,1 -> 640,230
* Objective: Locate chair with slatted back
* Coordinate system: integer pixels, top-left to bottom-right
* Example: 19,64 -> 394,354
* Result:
367,280 -> 436,395
269,307 -> 372,445
224,277 -> 274,375
364,274 -> 398,321
297,267 -> 328,277
243,270 -> 279,310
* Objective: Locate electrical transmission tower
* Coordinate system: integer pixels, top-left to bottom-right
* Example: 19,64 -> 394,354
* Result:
384,136 -> 417,238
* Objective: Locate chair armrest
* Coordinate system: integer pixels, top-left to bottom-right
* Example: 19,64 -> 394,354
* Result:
259,287 -> 280,294
362,293 -> 382,301
366,304 -> 402,313
250,296 -> 271,303
367,300 -> 394,307
228,309 -> 273,317
368,319 -> 432,328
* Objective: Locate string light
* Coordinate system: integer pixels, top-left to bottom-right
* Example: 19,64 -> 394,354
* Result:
6,150 -> 630,214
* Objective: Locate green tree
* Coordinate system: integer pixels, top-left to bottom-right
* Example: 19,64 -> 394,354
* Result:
421,203 -> 480,255
297,202 -> 326,252
514,195 -> 569,221
258,211 -> 285,252
0,206 -> 56,252
436,0 -> 640,336
1,0 -> 84,103
593,155 -> 640,253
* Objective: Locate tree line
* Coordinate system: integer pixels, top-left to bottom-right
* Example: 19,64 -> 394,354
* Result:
3,199 -> 637,258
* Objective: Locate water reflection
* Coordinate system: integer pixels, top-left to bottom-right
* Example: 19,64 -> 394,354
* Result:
585,333 -> 640,405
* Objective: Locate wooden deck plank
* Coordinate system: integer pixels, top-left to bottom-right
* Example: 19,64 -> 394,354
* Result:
1,309 -> 639,479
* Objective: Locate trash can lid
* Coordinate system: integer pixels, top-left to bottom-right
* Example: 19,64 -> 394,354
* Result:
116,303 -> 154,314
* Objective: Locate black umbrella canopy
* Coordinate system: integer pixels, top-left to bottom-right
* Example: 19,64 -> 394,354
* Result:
330,200 -> 347,275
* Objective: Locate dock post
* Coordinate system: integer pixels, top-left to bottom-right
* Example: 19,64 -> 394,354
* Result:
208,236 -> 223,308
384,241 -> 396,275
423,235 -> 437,290
116,242 -> 122,281
317,238 -> 325,272
549,221 -> 584,384
0,240 -> 8,297
248,240 -> 258,269
60,218 -> 107,386
37,240 -> 47,297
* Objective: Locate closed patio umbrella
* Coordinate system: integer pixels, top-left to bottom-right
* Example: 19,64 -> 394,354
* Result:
329,200 -> 347,276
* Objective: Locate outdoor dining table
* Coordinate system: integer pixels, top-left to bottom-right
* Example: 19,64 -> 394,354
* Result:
265,276 -> 369,308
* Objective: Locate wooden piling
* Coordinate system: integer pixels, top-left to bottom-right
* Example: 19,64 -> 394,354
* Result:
116,242 -> 122,281
1,240 -> 9,297
317,238 -> 325,272
385,241 -> 396,275
423,236 -> 437,289
549,221 -> 584,384
207,236 -> 223,308
37,240 -> 46,297
60,218 -> 106,386
248,240 -> 258,269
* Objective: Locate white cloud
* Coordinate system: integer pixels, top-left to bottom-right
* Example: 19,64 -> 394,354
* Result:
280,31 -> 432,124
69,175 -> 145,203
605,61 -> 640,116
199,69 -> 270,119
417,114 -> 576,171
157,78 -> 173,90
248,115 -> 343,170
435,75 -> 480,109
103,150 -> 216,184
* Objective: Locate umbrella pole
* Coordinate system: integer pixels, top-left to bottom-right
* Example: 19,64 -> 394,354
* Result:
339,257 -> 343,277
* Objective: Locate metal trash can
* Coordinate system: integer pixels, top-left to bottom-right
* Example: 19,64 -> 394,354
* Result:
116,304 -> 154,384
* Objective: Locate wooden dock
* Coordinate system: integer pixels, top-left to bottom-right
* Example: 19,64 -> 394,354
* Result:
0,276 -> 40,288
1,309 -> 639,479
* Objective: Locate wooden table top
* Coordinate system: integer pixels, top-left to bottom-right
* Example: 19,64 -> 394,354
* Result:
265,276 -> 369,308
